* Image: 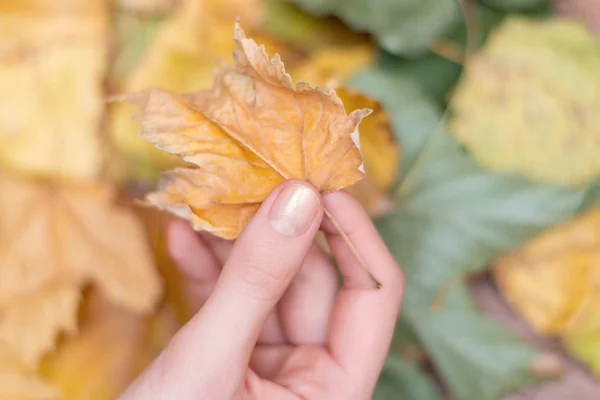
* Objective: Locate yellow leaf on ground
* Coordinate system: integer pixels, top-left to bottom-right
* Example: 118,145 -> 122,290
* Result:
450,17 -> 600,186
124,23 -> 369,239
0,284 -> 80,367
40,291 -> 180,400
337,88 -> 399,215
0,172 -> 162,365
0,343 -> 59,400
290,45 -> 375,87
337,88 -> 399,192
562,294 -> 600,375
494,208 -> 600,375
494,208 -> 600,334
138,207 -> 197,321
109,0 -> 265,182
0,0 -> 107,181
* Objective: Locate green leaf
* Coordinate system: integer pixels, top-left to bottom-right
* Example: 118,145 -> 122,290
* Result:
291,0 -> 463,57
376,50 -> 463,106
374,132 -> 582,399
355,66 -> 583,399
373,356 -> 441,400
446,4 -> 507,49
263,0 -> 369,51
581,181 -> 600,210
480,0 -> 549,12
389,317 -> 421,356
376,135 -> 586,307
411,310 -> 540,400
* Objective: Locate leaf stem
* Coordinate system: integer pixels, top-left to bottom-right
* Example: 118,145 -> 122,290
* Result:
429,39 -> 465,65
324,208 -> 382,289
394,0 -> 480,203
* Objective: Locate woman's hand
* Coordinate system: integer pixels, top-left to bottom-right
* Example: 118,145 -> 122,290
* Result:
119,181 -> 404,400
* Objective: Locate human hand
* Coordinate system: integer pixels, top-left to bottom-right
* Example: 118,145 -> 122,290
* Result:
119,181 -> 404,400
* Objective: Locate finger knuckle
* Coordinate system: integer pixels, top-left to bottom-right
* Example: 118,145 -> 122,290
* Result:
387,262 -> 405,305
235,254 -> 290,301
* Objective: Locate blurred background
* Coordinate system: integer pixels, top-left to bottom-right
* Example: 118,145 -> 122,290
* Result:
1,0 -> 600,399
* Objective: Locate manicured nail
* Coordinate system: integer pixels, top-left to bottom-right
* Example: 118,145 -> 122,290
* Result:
268,184 -> 320,236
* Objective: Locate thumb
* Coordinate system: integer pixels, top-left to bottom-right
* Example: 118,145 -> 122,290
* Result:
203,180 -> 324,341
119,181 -> 323,399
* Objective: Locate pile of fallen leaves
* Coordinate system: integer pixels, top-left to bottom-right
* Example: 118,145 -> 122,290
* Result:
1,0 -> 600,399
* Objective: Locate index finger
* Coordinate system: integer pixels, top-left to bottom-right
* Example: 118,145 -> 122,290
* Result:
323,191 -> 404,394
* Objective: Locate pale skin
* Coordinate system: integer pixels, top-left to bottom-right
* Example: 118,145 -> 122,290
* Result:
119,181 -> 404,400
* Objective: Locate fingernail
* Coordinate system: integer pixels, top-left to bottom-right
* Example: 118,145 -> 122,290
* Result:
268,184 -> 320,236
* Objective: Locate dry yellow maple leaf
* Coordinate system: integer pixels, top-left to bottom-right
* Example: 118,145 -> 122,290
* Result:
122,22 -> 369,240
450,17 -> 600,186
0,172 -> 162,366
0,342 -> 58,400
494,208 -> 600,375
0,0 -> 107,182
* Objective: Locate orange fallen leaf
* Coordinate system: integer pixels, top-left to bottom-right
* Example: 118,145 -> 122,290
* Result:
40,290 -> 181,400
122,22 -> 369,240
290,45 -> 375,88
0,172 -> 162,366
336,88 -> 399,215
0,342 -> 58,400
138,205 -> 198,321
493,207 -> 600,375
0,284 -> 80,369
493,208 -> 600,335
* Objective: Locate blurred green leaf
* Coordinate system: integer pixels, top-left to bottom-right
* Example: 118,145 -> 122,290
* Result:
351,66 -> 585,398
376,134 -> 586,307
480,0 -> 549,12
263,0 -> 369,51
446,4 -> 506,49
373,356 -> 441,400
411,310 -> 539,400
376,51 -> 463,105
291,0 -> 463,56
581,181 -> 600,210
390,317 -> 422,356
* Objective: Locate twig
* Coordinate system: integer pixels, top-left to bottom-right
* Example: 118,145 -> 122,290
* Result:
324,208 -> 382,289
429,39 -> 465,65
